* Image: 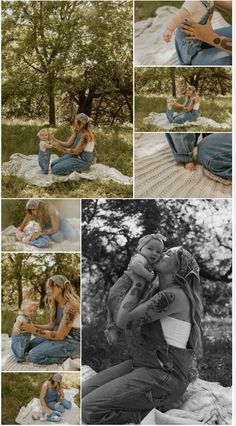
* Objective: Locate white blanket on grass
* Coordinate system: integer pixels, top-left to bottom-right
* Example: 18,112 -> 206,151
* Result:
2,153 -> 132,187
2,219 -> 80,252
135,6 -> 231,65
82,365 -> 232,425
135,133 -> 231,199
1,334 -> 80,372
143,112 -> 231,130
15,388 -> 80,425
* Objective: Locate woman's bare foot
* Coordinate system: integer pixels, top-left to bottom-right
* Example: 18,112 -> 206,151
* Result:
184,162 -> 196,171
203,168 -> 231,185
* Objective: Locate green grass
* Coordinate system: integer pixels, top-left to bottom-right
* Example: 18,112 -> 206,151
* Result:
135,1 -> 232,24
2,122 -> 133,198
135,95 -> 232,132
2,373 -> 80,425
2,308 -> 50,335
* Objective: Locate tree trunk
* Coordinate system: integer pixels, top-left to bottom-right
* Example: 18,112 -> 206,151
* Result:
47,72 -> 56,126
170,68 -> 176,97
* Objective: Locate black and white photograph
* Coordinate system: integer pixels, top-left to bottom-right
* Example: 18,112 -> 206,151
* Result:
82,198 -> 232,424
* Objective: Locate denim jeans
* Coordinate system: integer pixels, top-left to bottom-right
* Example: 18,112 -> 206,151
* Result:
46,399 -> 72,413
38,150 -> 52,174
28,219 -> 79,248
175,26 -> 232,65
166,107 -> 199,124
82,360 -> 184,424
198,133 -> 232,179
51,151 -> 93,176
11,332 -> 31,362
27,336 -> 80,364
165,133 -> 199,163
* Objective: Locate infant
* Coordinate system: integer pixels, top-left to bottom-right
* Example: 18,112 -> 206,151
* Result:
32,407 -> 62,422
163,1 -> 214,64
38,128 -> 53,174
20,220 -> 41,243
11,299 -> 38,363
105,233 -> 166,345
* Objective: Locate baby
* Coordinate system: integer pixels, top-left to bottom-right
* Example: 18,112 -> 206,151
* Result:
105,233 -> 166,345
32,407 -> 62,422
11,299 -> 38,363
38,128 -> 53,174
163,1 -> 214,64
20,220 -> 41,243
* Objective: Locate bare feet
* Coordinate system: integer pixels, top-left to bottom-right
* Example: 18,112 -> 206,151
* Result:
184,162 -> 196,172
203,168 -> 231,185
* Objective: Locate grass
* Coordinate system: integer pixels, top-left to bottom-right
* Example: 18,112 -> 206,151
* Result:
135,1 -> 232,24
2,373 -> 80,425
2,308 -> 50,335
135,95 -> 232,132
2,122 -> 133,198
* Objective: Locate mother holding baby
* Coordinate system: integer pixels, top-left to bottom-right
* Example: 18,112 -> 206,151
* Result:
19,275 -> 80,365
82,246 -> 202,424
50,113 -> 95,176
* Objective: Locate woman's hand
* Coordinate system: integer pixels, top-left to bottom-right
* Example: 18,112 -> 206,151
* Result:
54,402 -> 61,409
46,408 -> 53,415
181,16 -> 215,43
29,231 -> 42,241
20,322 -> 34,333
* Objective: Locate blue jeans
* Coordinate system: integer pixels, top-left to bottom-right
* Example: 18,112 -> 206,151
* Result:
51,151 -> 93,176
27,336 -> 80,364
11,332 -> 31,362
198,133 -> 232,179
175,26 -> 232,65
28,219 -> 79,248
166,107 -> 199,124
165,133 -> 199,163
46,399 -> 72,413
82,359 -> 183,424
38,150 -> 52,174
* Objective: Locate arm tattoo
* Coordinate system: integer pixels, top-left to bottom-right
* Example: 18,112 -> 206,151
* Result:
213,37 -> 232,52
139,291 -> 175,324
122,302 -> 136,312
130,282 -> 144,299
35,328 -> 46,336
50,331 -> 57,339
65,307 -> 77,325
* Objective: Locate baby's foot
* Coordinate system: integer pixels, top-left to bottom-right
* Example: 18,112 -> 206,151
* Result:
184,162 -> 196,172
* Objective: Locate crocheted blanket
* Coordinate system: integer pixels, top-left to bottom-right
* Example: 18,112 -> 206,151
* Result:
143,112 -> 231,131
2,153 -> 132,187
2,334 -> 80,372
15,388 -> 80,425
135,133 -> 231,198
2,219 -> 80,252
135,6 -> 230,65
82,365 -> 232,425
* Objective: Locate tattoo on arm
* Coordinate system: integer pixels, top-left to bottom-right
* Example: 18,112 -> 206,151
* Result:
213,37 -> 232,52
130,282 -> 144,299
65,307 -> 77,325
50,331 -> 57,339
138,291 -> 176,325
35,328 -> 46,336
122,302 -> 136,312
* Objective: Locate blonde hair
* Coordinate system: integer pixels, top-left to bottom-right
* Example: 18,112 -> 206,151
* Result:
74,119 -> 95,145
37,128 -> 49,138
45,275 -> 80,323
20,299 -> 38,313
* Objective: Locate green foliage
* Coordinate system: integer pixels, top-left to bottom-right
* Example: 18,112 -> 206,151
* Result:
2,308 -> 50,335
2,373 -> 80,424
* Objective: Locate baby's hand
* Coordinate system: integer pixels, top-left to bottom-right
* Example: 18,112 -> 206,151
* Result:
13,322 -> 21,336
163,28 -> 172,43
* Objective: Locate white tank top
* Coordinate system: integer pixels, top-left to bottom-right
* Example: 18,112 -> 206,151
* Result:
193,102 -> 200,110
84,141 -> 94,152
160,316 -> 191,349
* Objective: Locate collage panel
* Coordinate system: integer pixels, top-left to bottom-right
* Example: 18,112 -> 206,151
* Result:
2,0 -> 133,200
81,198 -> 232,424
135,1 -> 232,66
2,372 -> 80,425
134,132 -> 232,198
135,67 -> 232,132
1,198 -> 80,252
2,253 -> 80,372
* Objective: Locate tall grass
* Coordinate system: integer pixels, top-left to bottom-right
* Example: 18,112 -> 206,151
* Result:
135,95 -> 232,132
2,373 -> 80,424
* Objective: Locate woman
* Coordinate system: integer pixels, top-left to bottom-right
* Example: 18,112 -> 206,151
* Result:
82,247 -> 202,424
175,1 -> 232,65
19,199 -> 79,249
165,133 -> 232,181
166,86 -> 200,125
20,275 -> 80,365
39,374 -> 72,418
51,113 -> 95,176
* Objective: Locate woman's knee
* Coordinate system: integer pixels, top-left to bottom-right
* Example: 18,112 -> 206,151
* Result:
28,348 -> 42,363
82,396 -> 97,424
61,399 -> 72,409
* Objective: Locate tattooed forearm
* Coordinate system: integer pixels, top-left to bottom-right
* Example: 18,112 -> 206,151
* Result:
50,331 -> 57,339
65,307 -> 77,325
213,37 -> 232,53
130,283 -> 144,299
122,302 -> 136,312
35,328 -> 46,336
147,291 -> 175,313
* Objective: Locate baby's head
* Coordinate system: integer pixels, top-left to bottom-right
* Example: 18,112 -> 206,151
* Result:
37,128 -> 50,141
32,408 -> 41,420
137,233 -> 166,264
20,299 -> 38,319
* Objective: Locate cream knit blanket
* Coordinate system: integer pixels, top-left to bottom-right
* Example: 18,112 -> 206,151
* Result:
135,133 -> 231,198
